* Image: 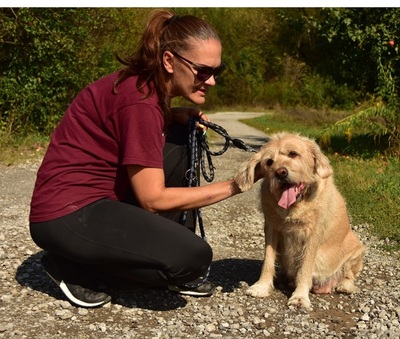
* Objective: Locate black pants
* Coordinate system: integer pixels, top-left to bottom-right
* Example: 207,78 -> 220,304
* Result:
30,123 -> 212,288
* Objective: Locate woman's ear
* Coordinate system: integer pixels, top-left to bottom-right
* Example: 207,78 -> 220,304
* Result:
163,51 -> 174,74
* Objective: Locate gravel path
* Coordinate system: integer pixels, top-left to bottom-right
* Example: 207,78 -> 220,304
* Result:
1,112 -> 399,338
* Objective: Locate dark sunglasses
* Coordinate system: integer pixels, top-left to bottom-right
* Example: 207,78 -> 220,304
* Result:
172,51 -> 226,82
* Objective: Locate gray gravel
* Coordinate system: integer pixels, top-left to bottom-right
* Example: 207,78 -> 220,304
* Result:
1,112 -> 399,338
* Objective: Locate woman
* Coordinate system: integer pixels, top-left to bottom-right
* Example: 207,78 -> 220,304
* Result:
29,9 -> 246,308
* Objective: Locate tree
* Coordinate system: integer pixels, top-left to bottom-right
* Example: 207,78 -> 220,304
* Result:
0,8 -> 148,134
308,8 -> 400,154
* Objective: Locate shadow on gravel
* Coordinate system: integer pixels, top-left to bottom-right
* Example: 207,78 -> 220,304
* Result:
15,252 -> 188,311
15,251 -> 64,300
15,253 -> 290,310
209,258 -> 263,292
210,258 -> 294,298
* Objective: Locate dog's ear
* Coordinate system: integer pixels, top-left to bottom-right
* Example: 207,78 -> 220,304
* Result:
315,152 -> 332,178
234,152 -> 264,192
308,140 -> 333,179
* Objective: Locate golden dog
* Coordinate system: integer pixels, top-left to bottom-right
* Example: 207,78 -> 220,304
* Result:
234,132 -> 365,310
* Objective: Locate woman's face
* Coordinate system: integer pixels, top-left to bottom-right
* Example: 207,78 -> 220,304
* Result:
164,39 -> 223,105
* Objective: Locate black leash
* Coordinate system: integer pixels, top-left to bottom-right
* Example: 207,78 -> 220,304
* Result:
195,117 -> 258,183
179,117 -> 257,287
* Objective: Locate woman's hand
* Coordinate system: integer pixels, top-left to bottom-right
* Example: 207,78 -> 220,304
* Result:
171,107 -> 210,133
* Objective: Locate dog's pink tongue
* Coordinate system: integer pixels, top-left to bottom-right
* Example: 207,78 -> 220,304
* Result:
278,187 -> 297,209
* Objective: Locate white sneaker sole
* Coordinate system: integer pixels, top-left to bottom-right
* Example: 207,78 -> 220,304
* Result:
168,285 -> 213,297
59,280 -> 110,308
44,268 -> 110,308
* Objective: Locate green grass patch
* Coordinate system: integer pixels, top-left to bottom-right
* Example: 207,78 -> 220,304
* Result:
241,109 -> 400,251
242,110 -> 327,136
330,155 -> 400,249
0,131 -> 48,165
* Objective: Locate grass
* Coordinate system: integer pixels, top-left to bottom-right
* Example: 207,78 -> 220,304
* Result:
241,108 -> 400,252
0,131 -> 48,165
330,156 -> 400,250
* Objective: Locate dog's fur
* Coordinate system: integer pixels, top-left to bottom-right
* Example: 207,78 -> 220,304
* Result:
234,132 -> 365,310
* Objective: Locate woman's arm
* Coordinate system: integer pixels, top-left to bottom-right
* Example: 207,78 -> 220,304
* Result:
127,165 -> 241,212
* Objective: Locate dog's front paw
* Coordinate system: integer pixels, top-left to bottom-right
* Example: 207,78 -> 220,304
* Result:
287,293 -> 312,310
246,282 -> 273,298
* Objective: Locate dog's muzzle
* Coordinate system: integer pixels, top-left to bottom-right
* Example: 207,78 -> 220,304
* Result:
275,167 -> 305,209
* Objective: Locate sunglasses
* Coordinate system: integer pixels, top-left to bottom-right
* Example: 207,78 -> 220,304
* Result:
172,51 -> 226,82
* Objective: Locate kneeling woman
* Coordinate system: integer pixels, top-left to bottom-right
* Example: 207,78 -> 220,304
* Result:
29,9 -> 246,308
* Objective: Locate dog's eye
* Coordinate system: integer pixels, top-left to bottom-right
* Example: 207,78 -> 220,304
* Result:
288,151 -> 299,158
266,159 -> 274,167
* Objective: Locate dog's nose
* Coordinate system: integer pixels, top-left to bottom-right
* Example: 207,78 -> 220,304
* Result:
275,167 -> 288,179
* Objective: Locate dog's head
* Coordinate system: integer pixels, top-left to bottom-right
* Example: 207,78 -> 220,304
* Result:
234,132 -> 333,208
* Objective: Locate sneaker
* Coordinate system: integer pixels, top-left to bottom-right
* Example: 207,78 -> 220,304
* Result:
41,253 -> 112,308
168,280 -> 215,297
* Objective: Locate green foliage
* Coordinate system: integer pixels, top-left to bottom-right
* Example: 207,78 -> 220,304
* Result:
309,9 -> 400,93
306,8 -> 400,154
0,8 -> 398,155
320,102 -> 398,157
0,8 -> 149,135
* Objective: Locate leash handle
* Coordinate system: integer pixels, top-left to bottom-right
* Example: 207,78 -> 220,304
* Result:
198,118 -> 258,153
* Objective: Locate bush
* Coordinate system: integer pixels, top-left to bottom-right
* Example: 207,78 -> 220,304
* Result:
0,8 -> 149,135
307,8 -> 400,154
1,8 -> 398,155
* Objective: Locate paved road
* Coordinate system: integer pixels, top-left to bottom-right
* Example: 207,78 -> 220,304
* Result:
207,111 -> 270,151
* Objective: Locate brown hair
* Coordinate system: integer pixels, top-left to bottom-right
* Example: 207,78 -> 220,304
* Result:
114,9 -> 221,119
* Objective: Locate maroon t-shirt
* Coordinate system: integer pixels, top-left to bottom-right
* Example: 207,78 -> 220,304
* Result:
29,72 -> 165,222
